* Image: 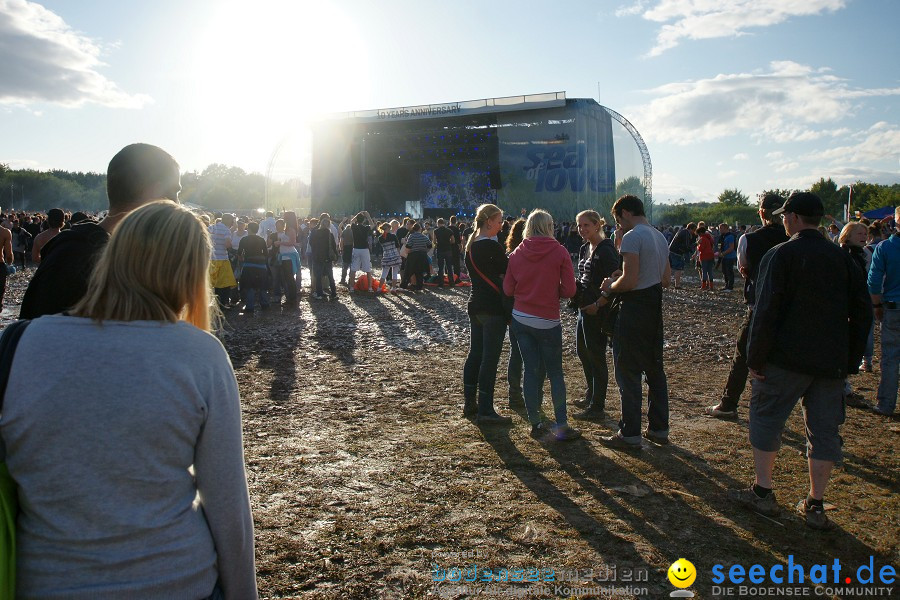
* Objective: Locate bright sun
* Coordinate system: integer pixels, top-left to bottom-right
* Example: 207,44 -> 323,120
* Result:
189,0 -> 369,170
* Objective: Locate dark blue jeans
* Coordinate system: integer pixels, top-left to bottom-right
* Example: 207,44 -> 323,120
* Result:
612,285 -> 669,441
312,259 -> 336,296
507,327 -> 523,397
510,319 -> 566,427
721,257 -> 736,289
437,250 -> 456,284
576,312 -> 608,410
463,312 -> 507,415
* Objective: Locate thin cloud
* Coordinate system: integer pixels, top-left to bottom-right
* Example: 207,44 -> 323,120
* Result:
733,153 -> 749,160
0,0 -> 150,108
616,0 -> 846,56
803,122 -> 900,165
631,61 -> 900,145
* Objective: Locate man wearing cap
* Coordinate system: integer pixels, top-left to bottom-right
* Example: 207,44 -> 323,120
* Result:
729,192 -> 871,530
705,194 -> 789,419
868,205 -> 900,417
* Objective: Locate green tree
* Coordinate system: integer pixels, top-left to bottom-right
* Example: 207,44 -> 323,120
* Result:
808,177 -> 844,217
615,176 -> 645,200
717,188 -> 750,206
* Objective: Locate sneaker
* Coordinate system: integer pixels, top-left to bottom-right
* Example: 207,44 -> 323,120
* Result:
860,359 -> 873,373
311,293 -> 325,300
598,433 -> 641,451
727,486 -> 779,517
705,404 -> 738,419
643,429 -> 670,445
477,413 -> 512,425
551,424 -> 582,442
530,422 -> 553,440
844,392 -> 870,408
573,408 -> 606,421
573,399 -> 589,410
872,407 -> 896,417
797,499 -> 836,531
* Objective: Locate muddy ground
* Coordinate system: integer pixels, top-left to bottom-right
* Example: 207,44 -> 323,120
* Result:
2,267 -> 898,599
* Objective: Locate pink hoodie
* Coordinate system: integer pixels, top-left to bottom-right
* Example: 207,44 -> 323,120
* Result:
503,236 -> 576,321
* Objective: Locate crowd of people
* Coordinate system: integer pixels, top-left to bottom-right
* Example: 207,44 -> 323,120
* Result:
0,142 -> 897,598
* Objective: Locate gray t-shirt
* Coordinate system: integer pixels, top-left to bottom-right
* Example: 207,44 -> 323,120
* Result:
620,223 -> 669,290
0,315 -> 257,600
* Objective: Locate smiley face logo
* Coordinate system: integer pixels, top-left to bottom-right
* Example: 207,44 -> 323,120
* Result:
667,558 -> 696,588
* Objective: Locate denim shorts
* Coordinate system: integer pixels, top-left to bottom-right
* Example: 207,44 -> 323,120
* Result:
748,364 -> 845,462
669,252 -> 687,271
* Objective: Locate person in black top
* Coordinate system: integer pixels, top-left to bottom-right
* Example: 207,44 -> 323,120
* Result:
462,203 -> 512,424
348,211 -> 375,292
729,192 -> 871,531
571,210 -> 621,420
433,218 -> 456,287
309,216 -> 339,300
448,215 -> 462,285
20,143 -> 181,319
237,221 -> 271,313
667,223 -> 696,289
705,194 -> 788,419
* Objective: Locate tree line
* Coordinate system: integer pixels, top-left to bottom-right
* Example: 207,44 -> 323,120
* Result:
654,178 -> 899,226
0,163 -> 305,213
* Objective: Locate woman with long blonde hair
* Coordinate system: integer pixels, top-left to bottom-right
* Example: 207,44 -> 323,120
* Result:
462,203 -> 513,423
0,201 -> 257,599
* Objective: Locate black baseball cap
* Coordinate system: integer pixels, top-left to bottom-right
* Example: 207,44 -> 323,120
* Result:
760,193 -> 785,211
772,192 -> 824,218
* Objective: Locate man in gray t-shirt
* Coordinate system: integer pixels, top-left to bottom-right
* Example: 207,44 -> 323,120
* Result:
598,195 -> 672,449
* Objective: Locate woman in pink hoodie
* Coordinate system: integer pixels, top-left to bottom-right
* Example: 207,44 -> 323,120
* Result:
504,209 -> 580,442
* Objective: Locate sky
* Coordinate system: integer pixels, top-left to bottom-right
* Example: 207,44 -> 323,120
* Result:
0,0 -> 898,203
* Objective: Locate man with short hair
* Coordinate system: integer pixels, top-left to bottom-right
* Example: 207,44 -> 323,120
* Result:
868,206 -> 900,416
597,195 -> 672,449
21,143 -> 181,319
32,208 -> 65,264
667,222 -> 696,289
706,194 -> 788,419
730,192 -> 871,530
259,211 -> 277,241
433,218 -> 456,287
716,223 -> 737,291
348,210 -> 375,291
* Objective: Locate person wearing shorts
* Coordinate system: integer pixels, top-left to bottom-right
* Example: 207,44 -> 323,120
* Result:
729,192 -> 871,531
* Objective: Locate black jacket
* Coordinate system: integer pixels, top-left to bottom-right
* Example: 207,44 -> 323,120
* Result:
743,223 -> 789,305
575,238 -> 621,308
747,229 -> 872,378
20,222 -> 110,319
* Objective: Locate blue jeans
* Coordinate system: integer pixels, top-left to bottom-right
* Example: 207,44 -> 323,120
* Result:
876,308 -> 900,413
312,259 -> 336,296
700,259 -> 715,283
243,287 -> 269,311
510,319 -> 567,427
721,257 -> 736,289
507,327 -> 523,397
576,312 -> 608,410
463,312 -> 507,416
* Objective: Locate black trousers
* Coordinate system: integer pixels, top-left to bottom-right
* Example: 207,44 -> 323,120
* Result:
719,307 -> 752,410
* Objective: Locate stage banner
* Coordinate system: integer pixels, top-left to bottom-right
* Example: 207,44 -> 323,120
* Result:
496,100 -> 615,218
